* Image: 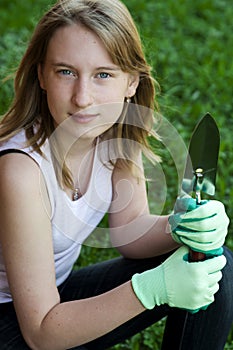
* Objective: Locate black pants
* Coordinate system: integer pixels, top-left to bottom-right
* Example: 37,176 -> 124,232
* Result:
0,247 -> 233,350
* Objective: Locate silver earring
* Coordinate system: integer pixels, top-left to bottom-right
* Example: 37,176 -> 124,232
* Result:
126,97 -> 131,103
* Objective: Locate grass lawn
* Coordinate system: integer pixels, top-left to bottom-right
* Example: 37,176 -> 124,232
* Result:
0,0 -> 232,348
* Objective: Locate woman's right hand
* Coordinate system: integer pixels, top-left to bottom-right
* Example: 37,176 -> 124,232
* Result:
131,246 -> 226,311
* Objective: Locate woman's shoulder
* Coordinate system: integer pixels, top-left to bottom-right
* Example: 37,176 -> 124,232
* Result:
0,151 -> 51,216
0,128 -> 42,189
0,151 -> 41,193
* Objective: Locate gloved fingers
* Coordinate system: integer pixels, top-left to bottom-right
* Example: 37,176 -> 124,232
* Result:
204,254 -> 227,274
178,213 -> 229,232
179,200 -> 226,222
175,228 -> 225,244
178,235 -> 225,252
168,214 -> 213,232
208,280 -> 220,296
176,228 -> 216,240
208,271 -> 223,287
177,215 -> 220,232
170,200 -> 229,238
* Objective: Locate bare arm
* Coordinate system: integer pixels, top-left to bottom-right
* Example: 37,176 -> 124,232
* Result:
0,154 -> 145,350
109,155 -> 179,258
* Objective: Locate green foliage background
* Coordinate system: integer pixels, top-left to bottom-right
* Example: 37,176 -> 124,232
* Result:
0,0 -> 232,348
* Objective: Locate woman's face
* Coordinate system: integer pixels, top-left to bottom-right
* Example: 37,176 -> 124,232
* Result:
38,23 -> 139,140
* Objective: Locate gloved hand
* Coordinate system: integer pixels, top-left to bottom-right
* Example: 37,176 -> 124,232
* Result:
168,197 -> 229,255
131,246 -> 226,311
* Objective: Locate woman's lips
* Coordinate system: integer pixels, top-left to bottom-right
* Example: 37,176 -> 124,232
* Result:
70,113 -> 99,124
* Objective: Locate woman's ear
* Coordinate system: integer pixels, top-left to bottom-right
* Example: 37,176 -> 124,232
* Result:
127,74 -> 140,98
37,63 -> 46,90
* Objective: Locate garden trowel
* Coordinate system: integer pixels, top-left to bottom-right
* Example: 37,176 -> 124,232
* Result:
181,113 -> 220,261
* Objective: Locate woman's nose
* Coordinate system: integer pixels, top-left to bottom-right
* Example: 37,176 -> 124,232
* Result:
71,78 -> 94,109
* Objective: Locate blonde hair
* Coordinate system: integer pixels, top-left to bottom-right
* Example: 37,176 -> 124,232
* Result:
0,0 -> 160,189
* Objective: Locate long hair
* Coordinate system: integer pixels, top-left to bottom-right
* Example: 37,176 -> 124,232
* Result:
0,0 -> 161,189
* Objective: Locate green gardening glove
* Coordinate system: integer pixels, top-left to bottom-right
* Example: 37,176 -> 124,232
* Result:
169,197 -> 229,255
131,246 -> 226,311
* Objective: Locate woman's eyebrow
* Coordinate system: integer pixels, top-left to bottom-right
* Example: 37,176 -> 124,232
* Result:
51,62 -> 76,69
51,62 -> 121,71
95,66 -> 121,71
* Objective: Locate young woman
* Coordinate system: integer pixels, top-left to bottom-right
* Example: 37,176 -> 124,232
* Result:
0,0 -> 232,349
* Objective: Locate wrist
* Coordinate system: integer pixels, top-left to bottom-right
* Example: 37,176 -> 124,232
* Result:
131,265 -> 167,310
168,215 -> 182,244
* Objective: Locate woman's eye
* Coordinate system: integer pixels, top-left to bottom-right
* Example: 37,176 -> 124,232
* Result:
97,72 -> 111,79
59,69 -> 75,77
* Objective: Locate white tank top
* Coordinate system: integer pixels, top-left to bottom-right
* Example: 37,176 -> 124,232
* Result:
0,130 -> 113,302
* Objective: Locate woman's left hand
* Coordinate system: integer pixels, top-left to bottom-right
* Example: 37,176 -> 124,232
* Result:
169,198 -> 229,254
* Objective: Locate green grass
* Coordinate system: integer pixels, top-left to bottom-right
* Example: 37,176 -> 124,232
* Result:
0,0 -> 233,348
